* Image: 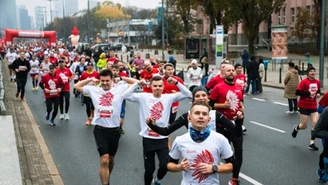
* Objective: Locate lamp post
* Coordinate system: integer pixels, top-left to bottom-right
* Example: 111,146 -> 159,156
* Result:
161,0 -> 164,60
319,0 -> 325,88
87,0 -> 90,43
62,0 -> 66,43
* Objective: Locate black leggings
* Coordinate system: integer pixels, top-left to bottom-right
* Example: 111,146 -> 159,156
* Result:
288,99 -> 298,112
16,77 -> 27,98
143,137 -> 168,185
230,119 -> 243,179
59,92 -> 70,114
83,96 -> 94,118
46,97 -> 59,121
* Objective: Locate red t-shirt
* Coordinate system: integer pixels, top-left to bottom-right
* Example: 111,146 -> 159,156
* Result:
55,68 -> 73,92
118,71 -> 129,77
297,78 -> 320,109
0,45 -> 5,53
107,57 -> 118,64
49,57 -> 58,66
206,74 -> 224,90
209,82 -> 243,120
234,73 -> 246,96
79,70 -> 100,81
40,73 -> 64,98
319,92 -> 328,107
163,76 -> 184,109
140,68 -> 159,93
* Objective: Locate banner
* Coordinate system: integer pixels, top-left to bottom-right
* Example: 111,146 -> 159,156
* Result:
215,25 -> 224,68
271,25 -> 288,60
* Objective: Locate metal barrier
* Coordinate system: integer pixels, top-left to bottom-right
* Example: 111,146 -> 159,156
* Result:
0,57 -> 6,115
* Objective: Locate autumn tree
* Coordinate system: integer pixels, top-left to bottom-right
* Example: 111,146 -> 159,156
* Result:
292,8 -> 311,44
95,4 -> 129,21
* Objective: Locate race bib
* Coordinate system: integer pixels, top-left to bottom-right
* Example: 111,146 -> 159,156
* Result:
49,89 -> 58,95
61,76 -> 69,83
98,106 -> 113,118
19,65 -> 26,70
147,128 -> 160,137
31,68 -> 37,73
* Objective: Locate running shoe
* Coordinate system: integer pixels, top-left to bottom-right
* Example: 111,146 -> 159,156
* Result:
291,125 -> 298,138
309,143 -> 319,151
35,86 -> 38,90
317,169 -> 327,183
45,113 -> 50,121
153,177 -> 161,185
32,87 -> 36,91
294,111 -> 299,114
64,114 -> 70,120
286,111 -> 293,114
228,178 -> 240,185
15,92 -> 19,98
242,125 -> 247,132
85,118 -> 92,125
59,114 -> 64,120
49,120 -> 56,126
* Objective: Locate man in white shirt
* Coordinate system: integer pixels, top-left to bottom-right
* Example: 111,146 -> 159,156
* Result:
167,102 -> 234,185
74,69 -> 138,185
122,75 -> 192,185
5,48 -> 17,81
186,59 -> 202,92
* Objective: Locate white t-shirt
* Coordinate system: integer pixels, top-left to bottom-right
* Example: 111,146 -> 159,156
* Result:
40,62 -> 51,75
29,60 -> 40,74
122,83 -> 192,139
83,81 -> 129,128
187,67 -> 203,87
5,52 -> 17,64
169,131 -> 233,185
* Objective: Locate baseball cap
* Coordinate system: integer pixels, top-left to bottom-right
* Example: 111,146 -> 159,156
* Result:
58,59 -> 64,63
191,59 -> 198,64
49,65 -> 56,69
86,62 -> 94,66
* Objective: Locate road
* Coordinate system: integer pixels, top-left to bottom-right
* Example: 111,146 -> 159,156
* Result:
23,79 -> 323,185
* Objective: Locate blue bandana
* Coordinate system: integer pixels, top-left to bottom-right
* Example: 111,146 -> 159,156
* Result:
189,126 -> 210,143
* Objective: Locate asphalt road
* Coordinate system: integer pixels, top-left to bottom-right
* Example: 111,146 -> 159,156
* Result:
23,79 -> 324,185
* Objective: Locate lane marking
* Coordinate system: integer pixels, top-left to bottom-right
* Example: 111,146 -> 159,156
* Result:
220,162 -> 263,185
251,98 -> 266,102
250,121 -> 286,133
273,102 -> 288,106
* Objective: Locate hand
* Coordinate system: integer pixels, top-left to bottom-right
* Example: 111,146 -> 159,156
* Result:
15,69 -> 19,72
57,88 -> 62,93
240,106 -> 245,112
113,77 -> 121,83
145,116 -> 155,125
236,111 -> 244,119
317,93 -> 321,98
178,158 -> 190,171
45,88 -> 50,93
171,90 -> 177,93
138,80 -> 147,87
197,163 -> 213,174
90,77 -> 99,86
224,100 -> 231,108
310,91 -> 316,97
167,77 -> 177,84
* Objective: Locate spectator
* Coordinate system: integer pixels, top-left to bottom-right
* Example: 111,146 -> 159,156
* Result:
245,56 -> 259,95
257,58 -> 264,93
241,49 -> 249,74
284,62 -> 299,114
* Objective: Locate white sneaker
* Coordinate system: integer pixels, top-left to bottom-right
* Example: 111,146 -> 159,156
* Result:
59,114 -> 64,120
64,114 -> 69,120
242,125 -> 247,132
286,111 -> 293,114
294,111 -> 300,114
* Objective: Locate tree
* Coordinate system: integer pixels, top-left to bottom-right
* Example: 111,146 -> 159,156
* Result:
292,8 -> 311,44
312,0 -> 323,50
95,4 -> 129,21
225,0 -> 285,55
155,15 -> 184,45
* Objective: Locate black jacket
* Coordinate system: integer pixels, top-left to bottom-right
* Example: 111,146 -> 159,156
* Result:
247,60 -> 259,79
12,58 -> 30,78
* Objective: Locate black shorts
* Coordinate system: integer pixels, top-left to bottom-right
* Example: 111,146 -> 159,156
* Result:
299,108 -> 317,116
93,125 -> 121,156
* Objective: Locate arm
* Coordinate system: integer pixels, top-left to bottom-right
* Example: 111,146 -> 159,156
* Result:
215,111 -> 235,132
26,60 -> 31,72
284,72 -> 290,85
74,78 -> 94,93
121,83 -> 140,102
121,76 -> 139,85
173,82 -> 192,101
147,113 -> 188,136
209,99 -> 230,109
295,90 -> 310,96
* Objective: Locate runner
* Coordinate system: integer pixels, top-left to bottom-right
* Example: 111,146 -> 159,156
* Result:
79,62 -> 100,125
39,65 -> 64,126
74,69 -> 137,185
49,52 -> 58,67
186,59 -> 202,92
29,55 -> 40,90
74,57 -> 87,99
140,60 -> 159,93
56,60 -> 73,120
234,63 -> 247,132
206,60 -> 230,91
166,102 -> 234,184
107,50 -> 118,64
122,75 -> 192,185
39,55 -> 51,78
292,66 -> 321,150
12,51 -> 31,101
209,64 -> 245,185
5,48 -> 17,82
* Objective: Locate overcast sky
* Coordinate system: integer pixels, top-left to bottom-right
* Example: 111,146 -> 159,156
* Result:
16,0 -> 161,17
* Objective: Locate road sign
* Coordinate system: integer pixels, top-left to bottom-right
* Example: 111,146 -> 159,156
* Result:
148,22 -> 153,31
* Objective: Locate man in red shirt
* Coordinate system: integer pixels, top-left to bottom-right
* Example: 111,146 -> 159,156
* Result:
0,43 -> 5,59
49,52 -> 58,66
140,60 -> 159,93
206,60 -> 230,91
39,65 -> 64,126
107,50 -> 118,64
292,66 -> 321,151
117,61 -> 129,77
209,64 -> 244,185
234,63 -> 247,132
56,59 -> 73,120
79,62 -> 100,125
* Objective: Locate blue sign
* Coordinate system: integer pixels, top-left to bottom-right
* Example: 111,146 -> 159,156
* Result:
148,22 -> 153,31
157,7 -> 163,25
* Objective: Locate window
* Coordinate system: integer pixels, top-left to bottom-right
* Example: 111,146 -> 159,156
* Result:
282,8 -> 286,23
277,9 -> 281,24
291,8 -> 295,23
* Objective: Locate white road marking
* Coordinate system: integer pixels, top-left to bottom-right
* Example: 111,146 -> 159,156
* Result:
220,162 -> 263,185
251,98 -> 266,102
273,102 -> 288,106
250,121 -> 286,133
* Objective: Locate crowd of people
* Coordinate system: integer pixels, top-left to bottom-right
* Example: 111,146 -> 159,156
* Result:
2,43 -> 328,184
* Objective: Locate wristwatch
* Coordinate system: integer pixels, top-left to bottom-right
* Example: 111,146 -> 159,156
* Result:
212,165 -> 218,174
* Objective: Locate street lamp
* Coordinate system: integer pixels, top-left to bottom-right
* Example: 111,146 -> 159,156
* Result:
43,0 -> 58,23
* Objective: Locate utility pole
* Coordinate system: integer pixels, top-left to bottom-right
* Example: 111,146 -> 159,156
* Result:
87,0 -> 90,43
63,0 -> 66,43
319,0 -> 326,88
166,0 -> 169,45
43,0 -> 58,23
161,0 -> 164,60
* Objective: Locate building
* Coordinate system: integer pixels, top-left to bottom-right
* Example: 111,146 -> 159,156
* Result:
30,16 -> 35,30
54,0 -> 79,18
0,0 -> 17,29
19,5 -> 31,30
35,6 -> 46,30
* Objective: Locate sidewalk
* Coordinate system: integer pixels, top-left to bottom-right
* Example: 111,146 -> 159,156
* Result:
117,49 -> 328,92
1,61 -> 63,185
